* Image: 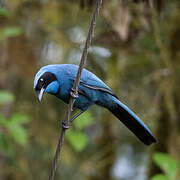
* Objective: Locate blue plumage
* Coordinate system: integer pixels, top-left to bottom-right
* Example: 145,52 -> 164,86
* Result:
34,64 -> 157,145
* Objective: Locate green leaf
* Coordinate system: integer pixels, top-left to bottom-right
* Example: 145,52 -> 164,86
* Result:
7,124 -> 27,145
141,34 -> 157,52
9,113 -> 29,124
0,115 -> 6,126
0,133 -> 14,157
151,174 -> 170,180
5,114 -> 29,145
0,112 -> 29,145
74,111 -> 94,130
153,153 -> 180,179
0,8 -> 10,17
0,27 -> 23,40
66,130 -> 88,152
0,91 -> 15,104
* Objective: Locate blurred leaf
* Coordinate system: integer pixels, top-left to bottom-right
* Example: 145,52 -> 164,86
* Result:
153,153 -> 180,179
0,133 -> 14,157
0,8 -> 10,17
7,123 -> 27,145
5,114 -> 29,145
66,130 -> 88,152
0,91 -> 15,104
141,34 -> 157,52
0,115 -> 6,125
0,115 -> 5,121
151,174 -> 170,180
74,111 -> 94,130
0,91 -> 29,146
9,113 -> 29,124
0,27 -> 23,40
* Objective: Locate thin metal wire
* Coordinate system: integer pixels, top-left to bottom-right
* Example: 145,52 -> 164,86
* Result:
48,1 -> 103,180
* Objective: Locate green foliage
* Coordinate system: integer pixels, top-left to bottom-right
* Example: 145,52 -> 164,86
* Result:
0,91 -> 29,157
73,110 -> 93,130
0,7 -> 10,17
151,152 -> 180,180
0,27 -> 23,41
0,91 -> 15,104
0,133 -> 14,157
140,34 -> 157,52
0,8 -> 23,41
5,113 -> 29,145
66,111 -> 94,152
0,0 -> 180,179
151,174 -> 170,180
66,130 -> 88,152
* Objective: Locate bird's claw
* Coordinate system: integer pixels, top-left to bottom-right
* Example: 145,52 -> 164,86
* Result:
70,88 -> 78,99
62,120 -> 70,129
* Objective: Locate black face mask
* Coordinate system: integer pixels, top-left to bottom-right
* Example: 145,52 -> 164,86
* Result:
35,72 -> 57,102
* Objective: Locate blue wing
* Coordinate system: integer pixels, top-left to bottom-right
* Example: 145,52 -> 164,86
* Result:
41,64 -> 117,96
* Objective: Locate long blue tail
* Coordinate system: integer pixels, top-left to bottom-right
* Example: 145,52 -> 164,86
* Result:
107,97 -> 157,145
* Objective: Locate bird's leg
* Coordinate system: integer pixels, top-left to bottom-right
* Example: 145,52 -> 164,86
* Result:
70,87 -> 78,99
70,88 -> 79,111
61,121 -> 70,129
70,110 -> 85,123
61,110 -> 85,129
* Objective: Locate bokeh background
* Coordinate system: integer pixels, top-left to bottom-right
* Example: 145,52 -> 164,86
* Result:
0,0 -> 180,180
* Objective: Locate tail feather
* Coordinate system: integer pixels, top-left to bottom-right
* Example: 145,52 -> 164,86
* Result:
109,98 -> 157,145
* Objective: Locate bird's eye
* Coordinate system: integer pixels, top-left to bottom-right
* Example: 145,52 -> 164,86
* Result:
40,78 -> 43,82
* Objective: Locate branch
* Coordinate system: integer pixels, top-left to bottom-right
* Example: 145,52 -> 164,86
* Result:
48,0 -> 103,180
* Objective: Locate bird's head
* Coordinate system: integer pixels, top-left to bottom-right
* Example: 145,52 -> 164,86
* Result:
34,69 -> 60,102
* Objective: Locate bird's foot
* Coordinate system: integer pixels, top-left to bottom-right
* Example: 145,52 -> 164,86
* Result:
61,120 -> 70,129
70,88 -> 78,99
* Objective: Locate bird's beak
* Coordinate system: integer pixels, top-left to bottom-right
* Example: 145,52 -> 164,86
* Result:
36,88 -> 45,102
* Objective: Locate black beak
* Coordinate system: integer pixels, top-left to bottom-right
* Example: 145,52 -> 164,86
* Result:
36,88 -> 45,102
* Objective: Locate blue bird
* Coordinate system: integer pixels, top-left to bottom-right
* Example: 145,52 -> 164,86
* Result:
34,64 -> 157,145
